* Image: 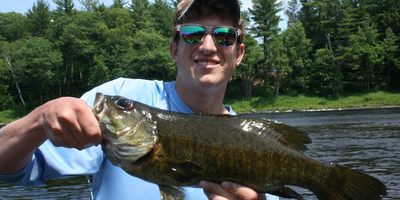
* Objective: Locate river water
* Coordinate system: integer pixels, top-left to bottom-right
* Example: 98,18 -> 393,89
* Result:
0,108 -> 399,199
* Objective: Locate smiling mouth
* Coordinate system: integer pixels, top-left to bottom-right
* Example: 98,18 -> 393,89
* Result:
197,61 -> 219,65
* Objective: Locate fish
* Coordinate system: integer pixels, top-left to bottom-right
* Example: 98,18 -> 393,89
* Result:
92,93 -> 387,200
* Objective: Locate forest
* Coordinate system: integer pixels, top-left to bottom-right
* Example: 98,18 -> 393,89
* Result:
0,0 -> 399,110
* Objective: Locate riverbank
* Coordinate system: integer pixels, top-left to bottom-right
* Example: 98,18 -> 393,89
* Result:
224,91 -> 400,113
237,105 -> 400,114
0,107 -> 30,124
0,91 -> 399,123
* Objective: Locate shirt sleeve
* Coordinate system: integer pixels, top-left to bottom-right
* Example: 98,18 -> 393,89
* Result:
0,78 -> 168,186
0,141 -> 104,186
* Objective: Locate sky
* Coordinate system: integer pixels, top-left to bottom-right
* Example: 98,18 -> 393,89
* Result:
0,0 -> 287,29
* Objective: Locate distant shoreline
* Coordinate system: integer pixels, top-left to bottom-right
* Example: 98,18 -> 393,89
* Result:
238,105 -> 400,114
1,105 -> 399,125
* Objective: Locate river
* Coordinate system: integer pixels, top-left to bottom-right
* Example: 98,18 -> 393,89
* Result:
0,108 -> 399,199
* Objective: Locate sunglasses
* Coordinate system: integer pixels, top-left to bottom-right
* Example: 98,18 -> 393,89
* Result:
173,24 -> 242,47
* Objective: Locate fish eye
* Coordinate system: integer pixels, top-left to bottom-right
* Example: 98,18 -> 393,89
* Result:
116,99 -> 134,110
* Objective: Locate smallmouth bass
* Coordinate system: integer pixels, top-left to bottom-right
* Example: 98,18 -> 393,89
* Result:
92,93 -> 387,200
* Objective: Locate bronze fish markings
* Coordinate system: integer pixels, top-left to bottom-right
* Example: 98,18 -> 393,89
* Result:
92,93 -> 387,200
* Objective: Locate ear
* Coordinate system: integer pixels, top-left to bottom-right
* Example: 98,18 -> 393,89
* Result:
235,43 -> 245,66
170,40 -> 178,62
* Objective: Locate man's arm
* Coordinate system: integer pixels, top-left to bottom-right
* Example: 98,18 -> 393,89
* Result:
0,97 -> 102,174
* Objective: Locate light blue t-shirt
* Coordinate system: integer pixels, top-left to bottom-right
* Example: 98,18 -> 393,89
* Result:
0,78 -> 278,200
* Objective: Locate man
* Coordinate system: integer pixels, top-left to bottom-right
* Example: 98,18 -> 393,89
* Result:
0,0 -> 278,199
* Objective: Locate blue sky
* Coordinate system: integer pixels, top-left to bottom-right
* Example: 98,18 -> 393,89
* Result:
0,0 -> 287,29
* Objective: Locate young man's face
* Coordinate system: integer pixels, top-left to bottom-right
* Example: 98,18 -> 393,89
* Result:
170,15 -> 245,94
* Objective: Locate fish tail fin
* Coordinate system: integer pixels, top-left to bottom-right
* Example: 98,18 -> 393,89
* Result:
314,164 -> 387,200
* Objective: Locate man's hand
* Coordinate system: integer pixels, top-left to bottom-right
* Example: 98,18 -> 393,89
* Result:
39,97 -> 102,150
0,97 -> 102,174
199,181 -> 267,200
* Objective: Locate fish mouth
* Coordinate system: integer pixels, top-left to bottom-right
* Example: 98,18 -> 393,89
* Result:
93,93 -> 105,117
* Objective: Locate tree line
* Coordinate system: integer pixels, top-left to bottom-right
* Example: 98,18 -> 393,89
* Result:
0,0 -> 399,110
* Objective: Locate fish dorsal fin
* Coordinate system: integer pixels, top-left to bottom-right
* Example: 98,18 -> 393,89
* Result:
255,118 -> 311,151
157,158 -> 202,183
207,114 -> 312,152
158,185 -> 185,200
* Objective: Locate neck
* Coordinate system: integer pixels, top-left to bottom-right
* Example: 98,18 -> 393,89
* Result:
174,79 -> 229,115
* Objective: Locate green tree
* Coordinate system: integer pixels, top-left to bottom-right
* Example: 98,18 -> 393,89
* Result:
348,20 -> 380,91
369,0 -> 400,41
62,11 -> 102,93
265,35 -> 289,96
48,9 -> 101,96
309,48 -> 342,96
21,37 -> 63,104
0,40 -> 27,109
298,0 -> 319,50
248,0 -> 283,84
282,21 -> 311,92
94,2 -> 107,12
0,59 -> 14,109
110,0 -> 128,9
236,33 -> 262,97
26,0 -> 51,37
131,28 -> 176,81
88,7 -> 137,85
249,0 -> 283,52
78,0 -> 99,11
92,26 -> 135,82
0,12 -> 27,42
102,7 -> 135,31
130,0 -> 152,30
379,28 -> 399,91
53,0 -> 75,15
335,0 -> 358,91
89,52 -> 111,86
150,0 -> 175,38
285,0 -> 301,26
299,0 -> 341,53
230,9 -> 263,97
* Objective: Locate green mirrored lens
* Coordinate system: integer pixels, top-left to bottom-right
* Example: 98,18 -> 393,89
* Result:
213,27 -> 236,46
181,26 -> 205,44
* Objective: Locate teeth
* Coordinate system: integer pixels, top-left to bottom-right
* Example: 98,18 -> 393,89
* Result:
198,61 -> 217,65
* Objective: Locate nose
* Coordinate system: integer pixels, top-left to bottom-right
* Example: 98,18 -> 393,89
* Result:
199,33 -> 217,54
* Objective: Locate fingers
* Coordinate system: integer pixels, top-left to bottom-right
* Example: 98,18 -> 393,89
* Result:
75,102 -> 102,146
220,181 -> 266,200
199,181 -> 266,200
41,97 -> 102,150
200,181 -> 240,200
58,108 -> 89,149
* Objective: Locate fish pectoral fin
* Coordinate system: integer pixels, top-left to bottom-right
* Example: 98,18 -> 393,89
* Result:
269,187 -> 303,200
159,158 -> 202,183
158,185 -> 185,200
